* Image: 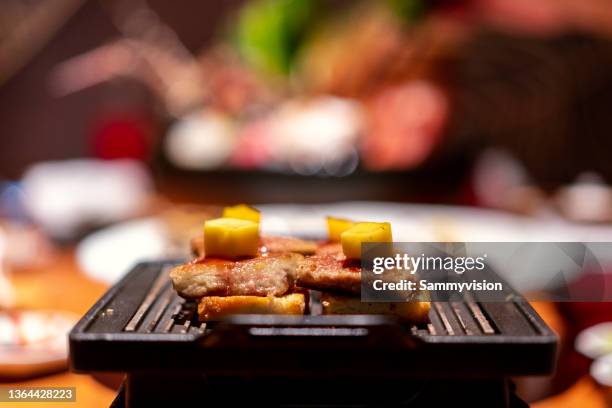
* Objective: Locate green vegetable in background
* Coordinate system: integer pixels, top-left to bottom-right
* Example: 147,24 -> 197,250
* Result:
235,0 -> 318,77
233,0 -> 428,78
385,0 -> 427,25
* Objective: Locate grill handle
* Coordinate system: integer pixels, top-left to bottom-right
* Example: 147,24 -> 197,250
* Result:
197,315 -> 420,349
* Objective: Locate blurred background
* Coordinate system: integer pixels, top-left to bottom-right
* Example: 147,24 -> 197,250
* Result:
2,0 -> 612,406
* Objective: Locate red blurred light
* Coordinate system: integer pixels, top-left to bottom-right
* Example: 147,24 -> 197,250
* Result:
91,113 -> 152,161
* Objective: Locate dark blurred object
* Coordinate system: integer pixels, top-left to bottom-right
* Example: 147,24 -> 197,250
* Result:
0,0 -> 242,179
3,0 -> 612,198
448,31 -> 612,188
155,165 -> 469,205
0,0 -> 85,84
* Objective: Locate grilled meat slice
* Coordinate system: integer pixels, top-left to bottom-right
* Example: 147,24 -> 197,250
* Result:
170,252 -> 304,299
295,243 -> 362,295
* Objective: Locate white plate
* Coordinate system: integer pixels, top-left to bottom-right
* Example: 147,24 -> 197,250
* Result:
259,201 -> 612,242
77,218 -> 167,285
0,310 -> 78,379
77,201 -> 612,285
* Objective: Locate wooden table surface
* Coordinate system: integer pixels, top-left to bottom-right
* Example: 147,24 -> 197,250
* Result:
2,248 -> 607,407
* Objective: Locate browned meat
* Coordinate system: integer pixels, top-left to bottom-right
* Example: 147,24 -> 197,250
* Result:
296,243 -> 362,294
170,252 -> 303,299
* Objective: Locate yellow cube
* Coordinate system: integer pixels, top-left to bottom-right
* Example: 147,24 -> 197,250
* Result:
326,217 -> 354,242
204,217 -> 260,259
341,222 -> 392,260
222,204 -> 261,223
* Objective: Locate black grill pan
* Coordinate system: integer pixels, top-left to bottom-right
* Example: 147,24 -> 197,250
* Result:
70,261 -> 557,378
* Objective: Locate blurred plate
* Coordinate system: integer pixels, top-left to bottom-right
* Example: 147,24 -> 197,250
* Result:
592,353 -> 612,387
77,201 -> 612,285
259,201 -> 612,242
77,218 -> 167,285
0,310 -> 78,379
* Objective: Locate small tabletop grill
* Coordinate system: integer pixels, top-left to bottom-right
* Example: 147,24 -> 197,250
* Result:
70,261 -> 558,407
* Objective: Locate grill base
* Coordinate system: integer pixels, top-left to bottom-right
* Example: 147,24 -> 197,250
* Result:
110,374 -> 528,408
69,261 -> 557,407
